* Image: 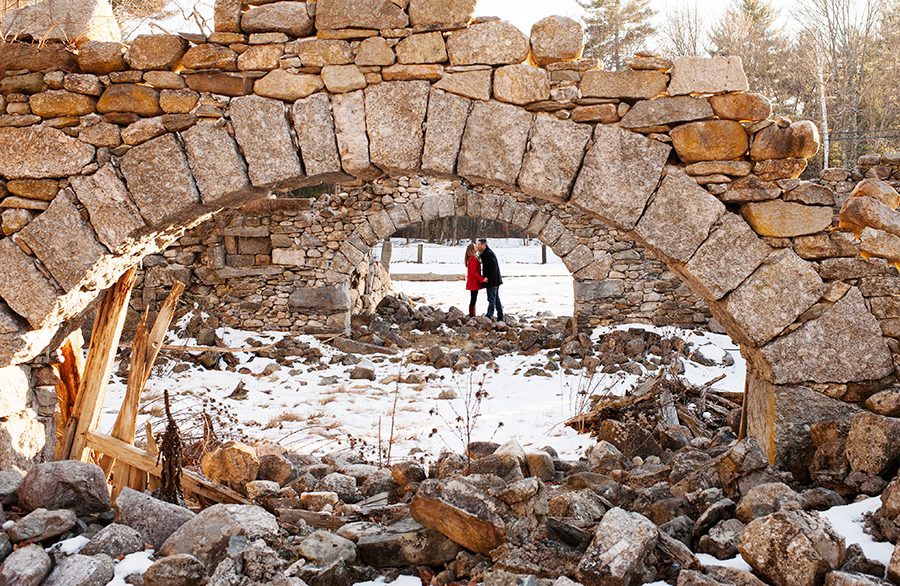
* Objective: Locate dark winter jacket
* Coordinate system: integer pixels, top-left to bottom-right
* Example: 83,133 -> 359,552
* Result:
479,247 -> 503,287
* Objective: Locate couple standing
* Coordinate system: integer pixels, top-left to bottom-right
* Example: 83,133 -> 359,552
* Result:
465,238 -> 503,321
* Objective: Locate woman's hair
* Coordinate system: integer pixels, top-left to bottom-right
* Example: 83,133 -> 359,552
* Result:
465,243 -> 477,265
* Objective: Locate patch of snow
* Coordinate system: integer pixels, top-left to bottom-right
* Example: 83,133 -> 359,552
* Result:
353,576 -> 422,586
46,535 -> 90,555
1,520 -> 13,530
695,552 -> 754,572
105,549 -> 155,586
823,497 -> 894,566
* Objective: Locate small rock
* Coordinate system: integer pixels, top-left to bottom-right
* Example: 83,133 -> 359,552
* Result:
0,543 -> 51,586
143,553 -> 207,586
81,523 -> 144,558
299,530 -> 357,564
18,462 -> 111,516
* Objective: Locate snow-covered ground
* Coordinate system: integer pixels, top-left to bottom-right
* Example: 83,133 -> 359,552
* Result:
102,240 -> 743,461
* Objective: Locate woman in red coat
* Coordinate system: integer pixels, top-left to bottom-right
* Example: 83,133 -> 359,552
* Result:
465,243 -> 487,317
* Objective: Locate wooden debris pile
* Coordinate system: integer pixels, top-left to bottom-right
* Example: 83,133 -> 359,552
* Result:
567,365 -> 743,440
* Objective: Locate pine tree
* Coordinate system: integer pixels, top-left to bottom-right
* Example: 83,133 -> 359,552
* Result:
578,0 -> 656,71
708,0 -> 793,108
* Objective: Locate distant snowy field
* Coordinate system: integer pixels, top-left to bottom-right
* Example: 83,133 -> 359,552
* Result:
385,238 -> 574,318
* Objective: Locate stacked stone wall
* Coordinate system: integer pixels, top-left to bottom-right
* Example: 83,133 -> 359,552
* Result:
1,0 -> 899,471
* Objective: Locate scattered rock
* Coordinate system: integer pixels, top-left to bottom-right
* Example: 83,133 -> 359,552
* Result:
18,461 -> 111,516
114,487 -> 196,550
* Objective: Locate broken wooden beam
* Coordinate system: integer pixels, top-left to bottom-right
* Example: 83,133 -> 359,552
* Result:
63,267 -> 138,462
85,431 -> 250,505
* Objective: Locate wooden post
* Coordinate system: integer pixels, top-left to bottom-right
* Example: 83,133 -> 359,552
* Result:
417,243 -> 424,264
541,244 -> 547,265
105,282 -> 184,496
53,331 -> 85,459
62,267 -> 138,462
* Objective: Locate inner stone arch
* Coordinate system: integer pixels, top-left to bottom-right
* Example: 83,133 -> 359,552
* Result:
142,177 -> 711,337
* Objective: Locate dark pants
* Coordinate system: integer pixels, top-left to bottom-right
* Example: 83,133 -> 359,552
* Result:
485,287 -> 503,320
469,290 -> 478,315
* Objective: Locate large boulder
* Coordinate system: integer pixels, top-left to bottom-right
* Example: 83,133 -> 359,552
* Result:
80,523 -> 144,558
408,0 -> 476,29
315,0 -> 408,30
124,34 -> 188,70
529,16 -> 584,67
751,121 -> 820,160
358,518 -> 461,567
576,508 -> 659,585
17,461 -> 110,515
7,508 -> 76,544
200,441 -> 260,492
0,126 -> 95,180
410,477 -> 507,555
42,553 -> 114,586
735,482 -> 802,523
1,0 -> 120,45
668,56 -> 749,95
158,504 -> 278,570
447,20 -> 529,66
114,487 -> 196,550
242,2 -> 314,37
143,554 -> 208,586
846,411 -> 900,476
738,509 -> 845,586
493,64 -> 550,106
670,120 -> 749,163
740,200 -> 834,238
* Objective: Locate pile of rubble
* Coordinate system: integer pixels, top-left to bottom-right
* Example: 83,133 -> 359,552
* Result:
3,411 -> 900,585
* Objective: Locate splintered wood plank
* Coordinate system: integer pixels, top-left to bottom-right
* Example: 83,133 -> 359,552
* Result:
62,266 -> 138,462
85,431 -> 250,505
53,330 -> 85,459
106,282 -> 185,497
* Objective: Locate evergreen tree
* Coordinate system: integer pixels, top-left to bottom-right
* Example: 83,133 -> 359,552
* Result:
578,0 -> 656,71
708,0 -> 794,109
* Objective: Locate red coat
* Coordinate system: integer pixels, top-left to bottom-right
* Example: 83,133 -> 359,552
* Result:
466,255 -> 487,291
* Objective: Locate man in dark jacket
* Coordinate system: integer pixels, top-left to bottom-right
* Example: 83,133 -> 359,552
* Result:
476,238 -> 503,321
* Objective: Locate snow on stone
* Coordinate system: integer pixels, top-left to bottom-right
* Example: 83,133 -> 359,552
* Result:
106,550 -> 155,586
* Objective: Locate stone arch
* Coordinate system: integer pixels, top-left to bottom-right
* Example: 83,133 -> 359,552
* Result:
0,2 -> 897,470
323,181 -> 618,325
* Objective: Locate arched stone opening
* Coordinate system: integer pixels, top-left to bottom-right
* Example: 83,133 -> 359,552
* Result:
0,12 -> 896,474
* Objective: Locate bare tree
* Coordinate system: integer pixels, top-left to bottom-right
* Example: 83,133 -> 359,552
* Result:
794,0 -> 885,166
660,2 -> 706,57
